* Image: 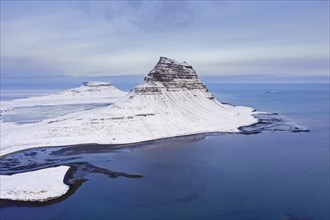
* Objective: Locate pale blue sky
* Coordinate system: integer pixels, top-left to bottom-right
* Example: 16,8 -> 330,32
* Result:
1,1 -> 329,83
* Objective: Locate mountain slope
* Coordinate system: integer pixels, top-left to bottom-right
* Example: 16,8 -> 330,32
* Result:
0,57 -> 257,156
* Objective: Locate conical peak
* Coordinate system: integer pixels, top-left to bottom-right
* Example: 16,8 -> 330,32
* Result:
146,57 -> 197,82
135,57 -> 208,93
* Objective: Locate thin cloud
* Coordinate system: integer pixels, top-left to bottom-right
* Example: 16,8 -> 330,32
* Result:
0,1 -> 329,82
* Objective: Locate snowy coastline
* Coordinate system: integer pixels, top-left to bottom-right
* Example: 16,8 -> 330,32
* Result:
0,57 -> 274,202
0,57 -> 258,157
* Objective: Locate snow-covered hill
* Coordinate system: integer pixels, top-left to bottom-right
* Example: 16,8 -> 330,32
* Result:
1,81 -> 127,110
0,57 -> 258,156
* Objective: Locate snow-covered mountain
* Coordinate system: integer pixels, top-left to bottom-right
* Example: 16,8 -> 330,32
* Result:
0,57 -> 258,156
1,81 -> 127,110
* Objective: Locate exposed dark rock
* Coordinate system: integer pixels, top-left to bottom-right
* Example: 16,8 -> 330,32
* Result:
133,57 -> 213,99
82,81 -> 113,87
238,113 -> 310,134
135,113 -> 156,117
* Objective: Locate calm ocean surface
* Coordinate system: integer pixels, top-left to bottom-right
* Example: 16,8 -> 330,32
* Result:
0,83 -> 329,220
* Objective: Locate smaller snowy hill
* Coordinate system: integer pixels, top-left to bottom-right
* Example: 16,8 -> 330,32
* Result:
1,81 -> 127,110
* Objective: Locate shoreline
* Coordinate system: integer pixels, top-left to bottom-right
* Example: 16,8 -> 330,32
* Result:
0,162 -> 143,206
0,111 -> 310,159
0,111 -> 310,204
0,127 -> 251,159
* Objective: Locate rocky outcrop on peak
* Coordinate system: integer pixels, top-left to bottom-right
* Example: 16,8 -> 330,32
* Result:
134,57 -> 212,98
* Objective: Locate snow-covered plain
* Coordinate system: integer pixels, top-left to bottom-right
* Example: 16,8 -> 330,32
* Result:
0,166 -> 70,202
0,57 -> 258,157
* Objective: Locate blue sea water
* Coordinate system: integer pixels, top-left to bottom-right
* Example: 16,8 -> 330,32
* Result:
0,83 -> 329,220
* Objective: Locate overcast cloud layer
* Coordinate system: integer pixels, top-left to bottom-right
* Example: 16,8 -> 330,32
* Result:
1,1 -> 329,82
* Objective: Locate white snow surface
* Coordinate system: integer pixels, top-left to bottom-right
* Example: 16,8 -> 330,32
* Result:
0,84 -> 257,156
0,58 -> 258,157
0,166 -> 70,202
1,81 -> 127,110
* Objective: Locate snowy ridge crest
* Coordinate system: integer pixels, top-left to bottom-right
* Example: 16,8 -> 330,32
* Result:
62,81 -> 120,95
